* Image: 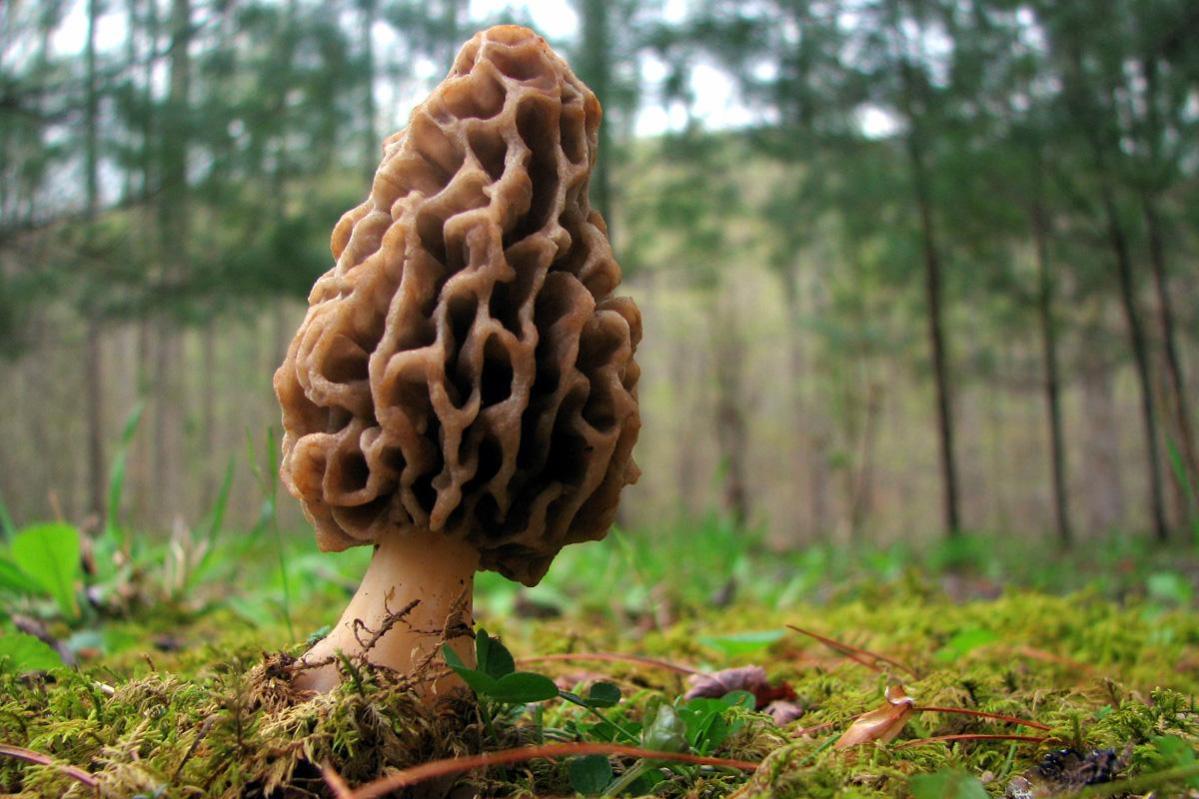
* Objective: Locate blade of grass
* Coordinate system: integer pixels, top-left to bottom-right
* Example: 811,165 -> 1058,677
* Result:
1165,438 -> 1199,542
247,427 -> 293,640
187,457 -> 236,589
105,402 -> 145,554
201,458 -> 235,549
0,488 -> 15,540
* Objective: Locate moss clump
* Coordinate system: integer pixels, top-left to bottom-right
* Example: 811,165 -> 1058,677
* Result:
2,587 -> 1198,797
1,651 -> 477,798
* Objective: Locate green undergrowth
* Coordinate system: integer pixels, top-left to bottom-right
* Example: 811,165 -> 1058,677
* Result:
2,583 -> 1198,798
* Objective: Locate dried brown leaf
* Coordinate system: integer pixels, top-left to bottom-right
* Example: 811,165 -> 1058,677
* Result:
835,684 -> 916,749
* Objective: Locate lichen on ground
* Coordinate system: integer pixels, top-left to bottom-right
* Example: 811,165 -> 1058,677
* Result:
2,579 -> 1198,798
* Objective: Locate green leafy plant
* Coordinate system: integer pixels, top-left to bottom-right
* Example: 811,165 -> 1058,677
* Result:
443,630 -> 559,704
1146,736 -> 1199,788
698,630 -> 785,657
1146,573 -> 1193,607
1,522 -> 82,618
593,702 -> 711,796
442,630 -> 756,796
569,755 -> 614,795
909,770 -> 989,799
0,631 -> 62,674
935,628 -> 999,662
676,691 -> 754,754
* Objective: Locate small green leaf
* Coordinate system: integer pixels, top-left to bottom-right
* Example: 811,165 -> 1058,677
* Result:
568,755 -> 613,795
1152,735 -> 1199,786
475,629 -> 515,679
910,771 -> 989,799
458,670 -> 501,696
642,704 -> 689,754
935,628 -> 998,662
442,644 -> 467,671
1147,573 -> 1193,606
722,690 -> 756,709
442,645 -> 499,696
697,630 -> 786,657
487,671 -> 559,703
0,632 -> 63,674
678,697 -> 739,752
585,681 -> 622,708
11,523 -> 81,618
0,557 -> 42,595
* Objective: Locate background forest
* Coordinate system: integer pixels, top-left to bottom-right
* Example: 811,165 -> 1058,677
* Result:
2,0 -> 1197,553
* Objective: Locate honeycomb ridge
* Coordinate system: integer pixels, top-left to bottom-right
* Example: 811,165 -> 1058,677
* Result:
274,25 -> 642,586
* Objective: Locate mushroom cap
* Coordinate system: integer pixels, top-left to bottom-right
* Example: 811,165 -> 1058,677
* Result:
274,25 -> 641,586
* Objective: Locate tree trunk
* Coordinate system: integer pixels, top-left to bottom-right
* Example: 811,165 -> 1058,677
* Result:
1100,182 -> 1168,541
201,324 -> 217,507
361,0 -> 378,182
133,318 -> 153,523
849,381 -> 881,544
84,323 -> 105,527
712,305 -> 750,527
128,0 -> 158,527
83,0 -> 106,527
672,332 -> 700,516
1064,40 -> 1168,541
906,129 -> 960,538
887,0 -> 960,540
153,323 -> 174,525
781,267 -> 827,542
155,0 -> 192,525
1081,338 -> 1125,533
1137,53 -> 1197,512
1030,192 -> 1072,546
1141,193 -> 1197,503
576,0 -> 613,227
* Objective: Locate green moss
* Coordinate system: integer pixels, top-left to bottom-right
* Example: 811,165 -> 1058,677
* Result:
2,587 -> 1197,797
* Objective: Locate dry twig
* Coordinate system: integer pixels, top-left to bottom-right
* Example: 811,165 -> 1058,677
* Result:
517,651 -> 705,676
0,743 -> 98,791
325,742 -> 761,799
786,625 -> 918,678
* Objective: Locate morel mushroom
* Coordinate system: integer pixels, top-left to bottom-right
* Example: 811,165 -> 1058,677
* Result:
274,25 -> 641,694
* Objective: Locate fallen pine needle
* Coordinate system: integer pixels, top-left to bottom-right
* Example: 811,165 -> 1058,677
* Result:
328,742 -> 761,799
894,733 -> 1051,749
792,721 -> 837,737
1010,645 -> 1095,674
912,706 -> 1052,731
786,625 -> 918,678
517,652 -> 705,676
0,743 -> 97,790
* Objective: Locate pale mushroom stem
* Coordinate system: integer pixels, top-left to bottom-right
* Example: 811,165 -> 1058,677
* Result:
294,527 -> 480,694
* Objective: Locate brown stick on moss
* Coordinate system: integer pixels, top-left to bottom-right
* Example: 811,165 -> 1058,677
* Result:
275,25 -> 642,694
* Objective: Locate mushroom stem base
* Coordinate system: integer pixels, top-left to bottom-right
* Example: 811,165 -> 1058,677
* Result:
294,528 -> 479,695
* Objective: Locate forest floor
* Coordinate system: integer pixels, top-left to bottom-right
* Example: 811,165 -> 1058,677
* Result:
2,519 -> 1199,798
